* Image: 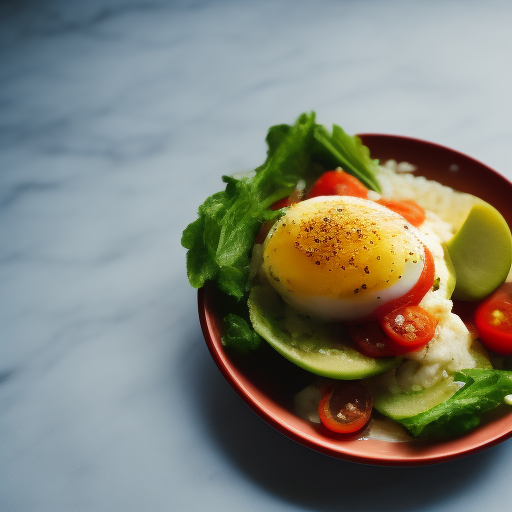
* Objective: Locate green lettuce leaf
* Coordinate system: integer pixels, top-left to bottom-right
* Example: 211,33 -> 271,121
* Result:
252,112 -> 318,204
312,124 -> 381,192
397,369 -> 512,439
182,175 -> 275,299
182,112 -> 318,299
222,313 -> 262,353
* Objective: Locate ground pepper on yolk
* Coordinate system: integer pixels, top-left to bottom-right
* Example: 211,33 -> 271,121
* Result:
262,197 -> 424,303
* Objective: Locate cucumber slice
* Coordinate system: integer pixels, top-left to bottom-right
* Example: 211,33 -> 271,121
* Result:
372,377 -> 459,420
248,285 -> 401,380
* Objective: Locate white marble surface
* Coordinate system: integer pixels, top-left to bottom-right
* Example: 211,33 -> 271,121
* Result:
1,0 -> 512,510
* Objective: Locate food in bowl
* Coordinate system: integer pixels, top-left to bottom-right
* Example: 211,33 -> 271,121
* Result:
182,112 -> 512,441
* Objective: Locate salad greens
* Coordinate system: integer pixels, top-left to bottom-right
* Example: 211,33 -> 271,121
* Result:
221,313 -> 262,354
312,124 -> 381,191
398,369 -> 512,438
182,112 -> 512,441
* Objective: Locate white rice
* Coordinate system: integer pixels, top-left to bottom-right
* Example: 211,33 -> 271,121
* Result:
378,161 -> 483,231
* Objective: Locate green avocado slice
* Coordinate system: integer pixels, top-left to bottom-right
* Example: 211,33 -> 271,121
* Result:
248,285 -> 401,380
447,201 -> 512,301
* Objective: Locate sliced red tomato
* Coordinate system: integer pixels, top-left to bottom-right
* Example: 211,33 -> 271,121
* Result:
318,381 -> 373,434
347,247 -> 436,357
346,321 -> 401,357
308,169 -> 369,199
377,199 -> 426,227
474,282 -> 512,355
379,305 -> 438,351
375,246 -> 435,318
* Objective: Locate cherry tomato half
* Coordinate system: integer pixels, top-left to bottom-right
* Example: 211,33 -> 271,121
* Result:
308,169 -> 369,199
375,246 -> 435,318
377,199 -> 426,227
474,282 -> 512,355
346,321 -> 401,357
379,305 -> 438,351
318,381 -> 373,434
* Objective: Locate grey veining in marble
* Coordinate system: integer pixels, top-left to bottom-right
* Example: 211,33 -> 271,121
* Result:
1,0 -> 511,511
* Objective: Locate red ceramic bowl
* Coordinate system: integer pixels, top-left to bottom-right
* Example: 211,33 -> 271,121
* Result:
199,134 -> 512,466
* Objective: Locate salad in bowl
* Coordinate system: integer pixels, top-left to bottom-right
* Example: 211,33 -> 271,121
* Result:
182,112 -> 512,462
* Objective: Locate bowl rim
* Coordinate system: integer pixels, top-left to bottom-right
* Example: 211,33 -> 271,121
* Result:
358,132 -> 512,186
198,133 -> 512,466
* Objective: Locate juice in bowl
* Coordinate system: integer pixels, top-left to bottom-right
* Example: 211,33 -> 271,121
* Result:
183,113 -> 512,465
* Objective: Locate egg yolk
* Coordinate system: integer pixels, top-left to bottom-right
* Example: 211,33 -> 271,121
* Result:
262,197 -> 424,303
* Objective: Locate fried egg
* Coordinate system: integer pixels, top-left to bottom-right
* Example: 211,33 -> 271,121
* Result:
262,196 -> 427,321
